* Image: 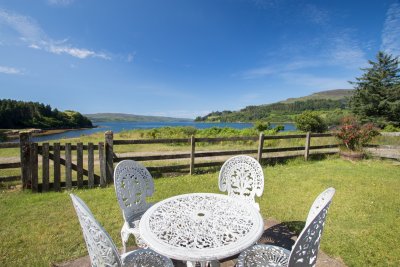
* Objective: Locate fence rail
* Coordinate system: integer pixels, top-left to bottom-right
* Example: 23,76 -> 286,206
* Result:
108,131 -> 339,179
6,130 -> 397,192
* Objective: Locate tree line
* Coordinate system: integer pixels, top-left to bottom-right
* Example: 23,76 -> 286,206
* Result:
195,98 -> 347,122
0,99 -> 93,129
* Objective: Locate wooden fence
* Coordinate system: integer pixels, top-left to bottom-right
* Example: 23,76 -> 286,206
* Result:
0,141 -> 21,183
105,131 -> 338,182
0,132 -> 107,192
0,131 -> 339,192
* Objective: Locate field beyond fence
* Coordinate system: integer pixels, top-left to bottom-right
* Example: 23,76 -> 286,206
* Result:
0,130 -> 399,192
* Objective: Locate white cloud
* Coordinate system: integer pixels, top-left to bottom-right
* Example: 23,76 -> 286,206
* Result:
238,30 -> 367,80
127,52 -> 136,63
0,9 -> 45,41
48,0 -> 75,6
281,72 -> 350,90
49,44 -> 111,59
240,66 -> 276,79
303,4 -> 329,25
237,59 -> 322,79
381,3 -> 400,56
249,0 -> 282,9
327,32 -> 367,68
29,44 -> 41,49
0,65 -> 22,75
0,9 -> 110,60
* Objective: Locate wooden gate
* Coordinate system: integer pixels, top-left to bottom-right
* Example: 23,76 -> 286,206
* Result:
20,133 -> 109,192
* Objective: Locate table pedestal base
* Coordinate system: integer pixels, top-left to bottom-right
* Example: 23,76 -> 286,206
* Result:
186,260 -> 220,267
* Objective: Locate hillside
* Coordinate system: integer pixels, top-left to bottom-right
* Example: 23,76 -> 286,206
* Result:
0,99 -> 93,129
281,89 -> 354,103
85,113 -> 193,122
195,89 -> 353,123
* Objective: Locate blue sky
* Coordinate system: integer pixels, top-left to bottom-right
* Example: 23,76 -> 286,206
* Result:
0,0 -> 399,119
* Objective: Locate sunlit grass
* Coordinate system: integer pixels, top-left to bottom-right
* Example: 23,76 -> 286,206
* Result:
0,158 -> 399,266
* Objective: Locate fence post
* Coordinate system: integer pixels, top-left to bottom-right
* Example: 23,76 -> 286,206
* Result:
190,135 -> 195,175
304,132 -> 311,160
19,132 -> 32,189
53,143 -> 61,191
77,142 -> 83,188
257,132 -> 264,163
65,143 -> 72,189
87,142 -> 94,188
42,143 -> 50,192
99,142 -> 106,187
105,131 -> 114,184
30,143 -> 38,192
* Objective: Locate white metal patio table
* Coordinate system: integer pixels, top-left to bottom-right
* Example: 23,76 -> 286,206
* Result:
139,193 -> 264,266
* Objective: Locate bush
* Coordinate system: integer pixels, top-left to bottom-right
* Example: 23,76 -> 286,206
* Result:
273,125 -> 285,133
295,111 -> 327,133
335,116 -> 380,151
253,121 -> 271,132
382,124 -> 400,132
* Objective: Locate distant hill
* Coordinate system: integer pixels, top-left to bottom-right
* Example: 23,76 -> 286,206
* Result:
0,99 -> 93,129
195,89 -> 354,123
281,89 -> 354,103
85,113 -> 193,123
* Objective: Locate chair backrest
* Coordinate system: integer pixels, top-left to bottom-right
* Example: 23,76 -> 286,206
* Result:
288,187 -> 336,267
113,160 -> 154,221
218,155 -> 264,210
70,194 -> 122,267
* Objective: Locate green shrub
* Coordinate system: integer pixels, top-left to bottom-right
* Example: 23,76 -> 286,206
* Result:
295,111 -> 327,133
382,124 -> 400,132
273,125 -> 285,133
253,121 -> 271,132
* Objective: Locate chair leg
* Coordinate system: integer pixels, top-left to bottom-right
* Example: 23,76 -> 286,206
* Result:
134,233 -> 148,249
121,231 -> 128,253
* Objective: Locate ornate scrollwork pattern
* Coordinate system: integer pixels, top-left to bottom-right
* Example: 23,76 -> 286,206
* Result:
114,160 -> 154,251
237,188 -> 335,267
289,195 -> 333,267
71,194 -> 121,267
114,160 -> 154,220
219,155 -> 264,209
147,194 -> 255,249
237,244 -> 290,267
122,249 -> 174,267
71,194 -> 175,267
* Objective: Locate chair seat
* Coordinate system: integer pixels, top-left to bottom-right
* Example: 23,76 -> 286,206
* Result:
237,244 -> 290,267
121,249 -> 174,267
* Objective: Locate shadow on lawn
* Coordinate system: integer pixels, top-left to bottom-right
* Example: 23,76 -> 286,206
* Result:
259,221 -> 305,250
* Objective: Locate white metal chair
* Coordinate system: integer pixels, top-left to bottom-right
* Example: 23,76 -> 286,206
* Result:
113,160 -> 155,253
70,194 -> 173,267
237,187 -> 336,267
219,155 -> 264,210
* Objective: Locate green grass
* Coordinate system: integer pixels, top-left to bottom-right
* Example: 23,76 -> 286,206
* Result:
0,158 -> 399,266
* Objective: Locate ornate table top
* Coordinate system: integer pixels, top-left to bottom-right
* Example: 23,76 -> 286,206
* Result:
139,193 -> 264,262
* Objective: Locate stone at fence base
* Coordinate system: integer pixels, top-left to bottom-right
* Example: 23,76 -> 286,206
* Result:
339,150 -> 364,161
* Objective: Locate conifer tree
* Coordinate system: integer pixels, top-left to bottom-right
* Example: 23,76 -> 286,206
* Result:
350,51 -> 400,127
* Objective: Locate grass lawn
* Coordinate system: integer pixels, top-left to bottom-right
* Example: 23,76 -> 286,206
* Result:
0,157 -> 399,266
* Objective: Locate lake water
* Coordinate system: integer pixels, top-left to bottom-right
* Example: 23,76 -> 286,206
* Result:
31,121 -> 296,142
